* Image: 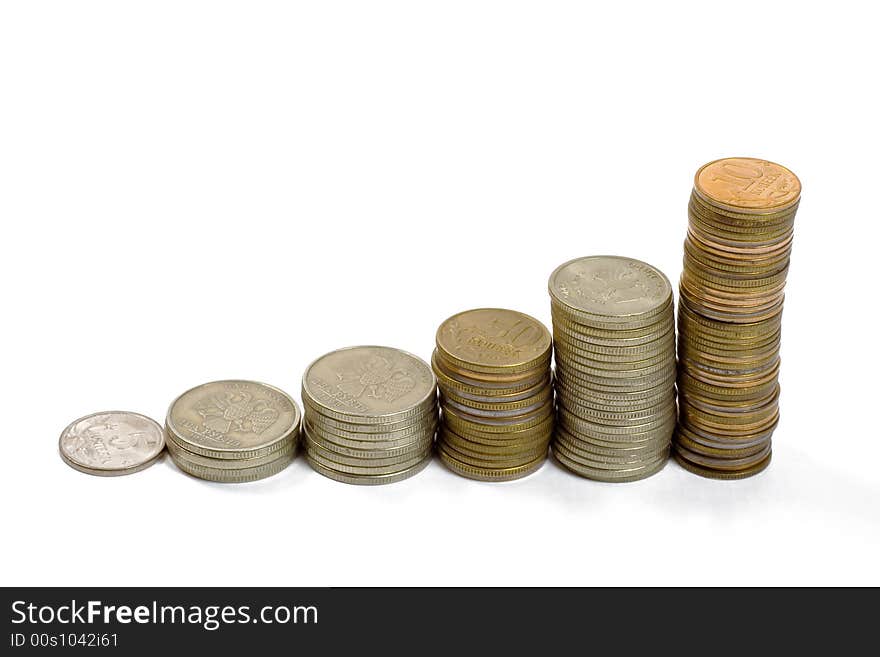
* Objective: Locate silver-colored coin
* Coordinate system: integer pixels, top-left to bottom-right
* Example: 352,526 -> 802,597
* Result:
306,445 -> 431,475
303,399 -> 437,436
304,403 -> 437,436
558,405 -> 676,435
556,396 -> 676,424
304,426 -> 435,459
552,332 -> 675,362
552,446 -> 668,482
553,440 -> 669,471
548,254 -> 673,316
554,427 -> 669,458
306,453 -> 431,485
551,314 -> 675,345
302,346 -> 436,424
554,348 -> 675,377
166,434 -> 296,470
170,448 -> 295,483
304,418 -> 436,451
59,411 -> 165,476
303,428 -> 432,466
166,380 -> 301,459
553,426 -> 672,461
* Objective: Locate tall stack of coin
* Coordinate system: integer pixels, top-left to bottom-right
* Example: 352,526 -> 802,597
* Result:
165,380 -> 301,483
675,157 -> 800,479
302,346 -> 437,485
548,256 -> 676,482
432,308 -> 554,481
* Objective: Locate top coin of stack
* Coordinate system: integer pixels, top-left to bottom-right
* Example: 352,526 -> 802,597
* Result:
165,380 -> 301,483
675,157 -> 800,479
433,308 -> 554,481
302,346 -> 437,485
549,256 -> 677,482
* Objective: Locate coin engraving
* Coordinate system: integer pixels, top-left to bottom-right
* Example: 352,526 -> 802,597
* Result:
695,157 -> 801,211
59,411 -> 165,475
437,309 -> 551,369
304,346 -> 435,417
550,256 -> 671,317
196,390 -> 280,436
168,380 -> 298,451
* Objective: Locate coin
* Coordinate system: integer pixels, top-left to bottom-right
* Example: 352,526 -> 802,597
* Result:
551,447 -> 668,483
694,158 -> 801,214
166,380 -> 301,460
302,346 -> 436,424
549,256 -> 673,323
674,157 -> 799,478
438,447 -> 546,482
302,346 -> 437,485
434,308 -> 554,480
166,436 -> 296,470
171,449 -> 296,484
59,411 -> 165,476
164,380 -> 301,482
548,256 -> 676,481
673,450 -> 772,480
435,308 -> 552,375
307,453 -> 431,486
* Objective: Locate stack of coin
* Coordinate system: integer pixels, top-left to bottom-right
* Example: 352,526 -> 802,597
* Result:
675,157 -> 800,479
432,308 -> 554,481
302,346 -> 437,485
548,256 -> 676,482
165,380 -> 301,483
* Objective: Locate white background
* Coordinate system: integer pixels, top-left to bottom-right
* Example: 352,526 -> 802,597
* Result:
2,1 -> 878,587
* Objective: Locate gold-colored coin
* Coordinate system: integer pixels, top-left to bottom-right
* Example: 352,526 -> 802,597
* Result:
674,430 -> 769,459
433,354 -> 551,398
435,308 -> 552,375
439,382 -> 552,413
694,158 -> 801,214
438,447 -> 546,482
433,350 -> 548,385
438,437 -> 547,469
444,414 -> 554,445
673,450 -> 772,479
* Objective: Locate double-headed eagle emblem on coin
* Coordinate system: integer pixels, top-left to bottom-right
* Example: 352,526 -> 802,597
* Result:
567,265 -> 649,305
196,391 -> 280,435
335,355 -> 416,403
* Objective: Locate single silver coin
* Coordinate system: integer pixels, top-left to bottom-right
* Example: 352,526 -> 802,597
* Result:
59,411 -> 165,476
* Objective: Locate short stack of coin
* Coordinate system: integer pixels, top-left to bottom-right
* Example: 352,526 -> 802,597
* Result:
302,346 -> 437,485
674,157 -> 800,479
432,308 -> 554,481
548,256 -> 676,482
165,380 -> 301,483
